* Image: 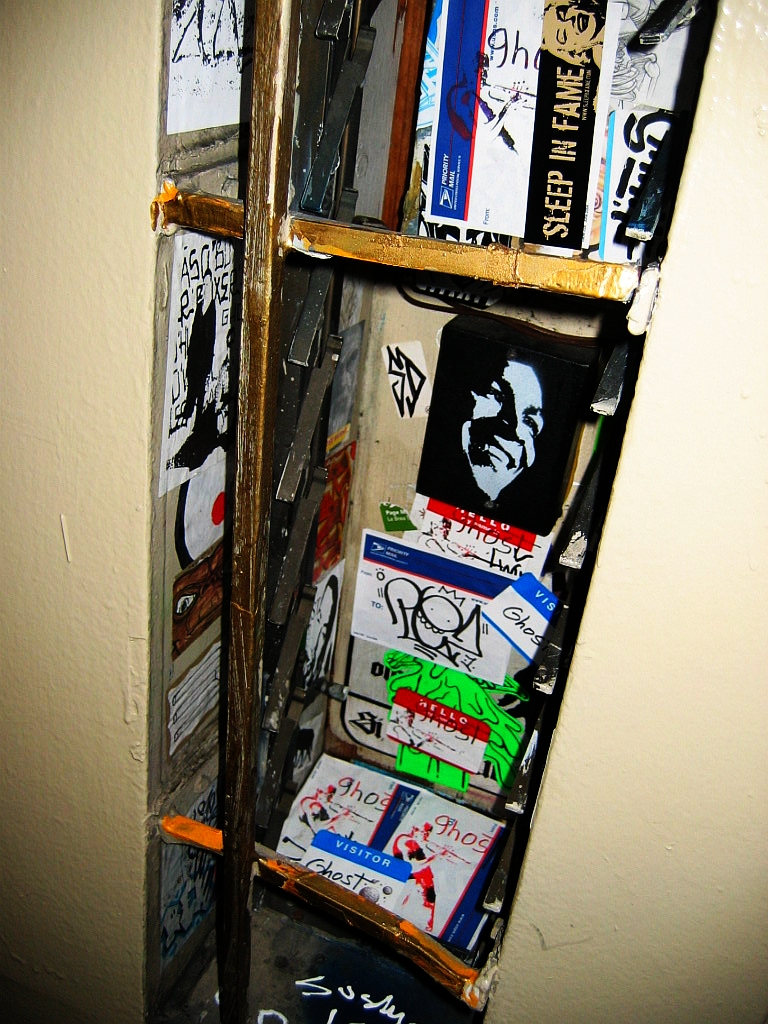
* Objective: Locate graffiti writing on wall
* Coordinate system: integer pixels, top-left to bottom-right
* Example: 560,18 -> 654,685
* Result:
160,781 -> 218,960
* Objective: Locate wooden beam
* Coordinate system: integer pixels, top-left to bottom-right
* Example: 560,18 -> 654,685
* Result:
218,0 -> 301,1021
148,187 -> 638,303
161,814 -> 224,854
253,855 -> 486,1007
150,181 -> 245,239
381,0 -> 430,230
287,216 -> 640,301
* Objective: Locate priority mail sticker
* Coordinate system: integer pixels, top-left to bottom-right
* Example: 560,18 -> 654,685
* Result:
350,530 -> 513,683
387,688 -> 491,773
481,572 -> 559,663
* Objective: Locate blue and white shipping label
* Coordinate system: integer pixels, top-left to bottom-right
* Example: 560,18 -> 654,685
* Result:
351,530 -> 514,684
302,830 -> 411,911
481,572 -> 559,663
425,0 -> 544,237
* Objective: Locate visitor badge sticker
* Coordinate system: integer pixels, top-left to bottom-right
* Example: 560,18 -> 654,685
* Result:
387,689 -> 491,773
302,830 -> 411,912
482,572 -> 559,663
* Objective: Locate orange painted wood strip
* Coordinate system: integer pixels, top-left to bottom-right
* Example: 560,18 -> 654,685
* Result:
254,854 -> 484,1007
151,181 -> 245,239
160,814 -> 224,854
159,814 -> 493,1007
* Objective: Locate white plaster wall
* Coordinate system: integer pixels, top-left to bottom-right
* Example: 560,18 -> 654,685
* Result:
0,2 -> 161,1021
488,3 -> 768,1022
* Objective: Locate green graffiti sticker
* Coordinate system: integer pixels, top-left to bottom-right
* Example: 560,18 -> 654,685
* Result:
383,650 -> 530,792
395,744 -> 470,791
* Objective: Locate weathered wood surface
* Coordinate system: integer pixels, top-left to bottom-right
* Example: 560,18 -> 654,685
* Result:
381,0 -> 430,230
219,0 -> 301,1021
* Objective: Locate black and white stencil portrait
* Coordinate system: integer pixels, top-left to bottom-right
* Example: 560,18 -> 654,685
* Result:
417,316 -> 599,536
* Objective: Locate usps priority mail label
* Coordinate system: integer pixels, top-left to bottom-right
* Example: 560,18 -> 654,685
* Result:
351,530 -> 514,683
425,0 -> 544,236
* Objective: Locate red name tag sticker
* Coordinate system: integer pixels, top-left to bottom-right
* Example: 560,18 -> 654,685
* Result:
386,688 -> 490,773
425,498 -> 537,552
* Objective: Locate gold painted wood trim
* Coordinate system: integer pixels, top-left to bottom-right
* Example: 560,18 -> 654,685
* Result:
148,187 -> 637,302
150,181 -> 245,239
287,215 -> 640,301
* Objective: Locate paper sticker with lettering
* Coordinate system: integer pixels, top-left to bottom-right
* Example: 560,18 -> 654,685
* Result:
387,689 -> 490,773
167,0 -> 252,134
599,106 -> 675,264
350,531 -> 513,683
167,641 -> 221,756
383,649 -> 533,792
381,341 -> 432,419
338,641 -> 540,798
279,754 -> 504,948
340,638 -> 402,756
410,493 -> 551,583
416,316 -> 600,536
412,494 -> 536,549
425,0 -> 545,238
482,571 -> 559,662
160,232 -> 239,496
343,692 -> 397,752
301,830 -> 411,911
524,0 -> 619,251
424,0 -> 620,251
380,502 -> 417,533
